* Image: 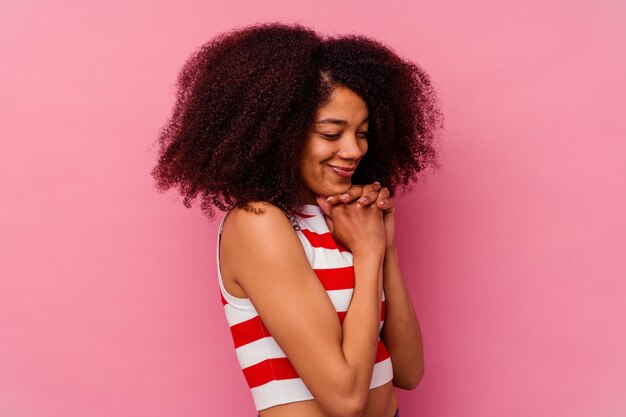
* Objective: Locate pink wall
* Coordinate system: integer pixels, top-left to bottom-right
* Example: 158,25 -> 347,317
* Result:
1,1 -> 624,416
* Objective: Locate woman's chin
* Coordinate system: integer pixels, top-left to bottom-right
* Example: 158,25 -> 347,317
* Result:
325,183 -> 352,196
307,182 -> 352,201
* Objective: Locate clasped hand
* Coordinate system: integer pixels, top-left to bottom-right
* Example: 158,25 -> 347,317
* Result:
315,182 -> 395,253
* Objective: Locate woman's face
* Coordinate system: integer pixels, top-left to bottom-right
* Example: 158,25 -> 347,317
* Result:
299,86 -> 370,204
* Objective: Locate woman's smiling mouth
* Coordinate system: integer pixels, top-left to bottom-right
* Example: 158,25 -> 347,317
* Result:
328,165 -> 356,179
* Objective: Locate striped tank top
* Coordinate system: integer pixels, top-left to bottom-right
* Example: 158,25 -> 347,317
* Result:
216,203 -> 393,411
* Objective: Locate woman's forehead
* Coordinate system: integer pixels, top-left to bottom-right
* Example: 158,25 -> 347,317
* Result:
315,87 -> 369,124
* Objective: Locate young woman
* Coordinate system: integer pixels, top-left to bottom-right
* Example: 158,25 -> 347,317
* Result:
152,22 -> 443,417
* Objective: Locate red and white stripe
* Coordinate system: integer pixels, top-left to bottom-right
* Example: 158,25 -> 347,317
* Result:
217,204 -> 393,411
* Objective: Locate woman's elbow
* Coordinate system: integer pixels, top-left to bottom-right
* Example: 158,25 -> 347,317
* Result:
408,365 -> 425,389
316,374 -> 369,417
344,394 -> 368,417
322,392 -> 367,417
394,364 -> 425,390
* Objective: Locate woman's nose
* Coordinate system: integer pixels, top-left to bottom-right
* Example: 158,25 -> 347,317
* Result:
337,134 -> 366,160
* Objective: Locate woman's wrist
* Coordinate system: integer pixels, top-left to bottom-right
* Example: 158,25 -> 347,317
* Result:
352,246 -> 385,261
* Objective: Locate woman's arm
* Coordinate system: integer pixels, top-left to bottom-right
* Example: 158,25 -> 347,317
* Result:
380,245 -> 425,389
324,184 -> 425,389
225,202 -> 385,417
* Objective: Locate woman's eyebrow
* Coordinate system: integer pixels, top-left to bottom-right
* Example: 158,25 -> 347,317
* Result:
315,116 -> 369,125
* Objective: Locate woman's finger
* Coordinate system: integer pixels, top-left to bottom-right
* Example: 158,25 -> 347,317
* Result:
374,187 -> 390,201
326,184 -> 365,204
316,196 -> 332,216
375,188 -> 395,213
356,182 -> 384,206
315,196 -> 335,231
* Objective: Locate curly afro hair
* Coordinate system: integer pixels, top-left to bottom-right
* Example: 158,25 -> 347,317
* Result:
151,22 -> 444,223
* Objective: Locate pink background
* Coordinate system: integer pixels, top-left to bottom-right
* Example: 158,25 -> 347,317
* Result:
1,1 -> 625,416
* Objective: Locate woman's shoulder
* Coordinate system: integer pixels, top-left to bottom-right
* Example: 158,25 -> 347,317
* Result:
228,200 -> 287,221
221,201 -> 310,281
224,200 -> 295,242
236,200 -> 283,214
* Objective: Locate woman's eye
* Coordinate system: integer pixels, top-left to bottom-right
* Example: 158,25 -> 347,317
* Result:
320,132 -> 371,140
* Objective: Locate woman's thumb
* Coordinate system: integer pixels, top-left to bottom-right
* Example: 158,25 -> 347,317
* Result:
315,197 -> 334,233
315,196 -> 331,216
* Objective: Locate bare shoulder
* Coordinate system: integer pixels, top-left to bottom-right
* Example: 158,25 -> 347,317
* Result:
221,201 -> 302,276
224,200 -> 294,242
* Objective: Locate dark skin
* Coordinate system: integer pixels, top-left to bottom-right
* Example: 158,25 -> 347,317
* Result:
318,182 -> 394,251
316,183 -> 425,389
